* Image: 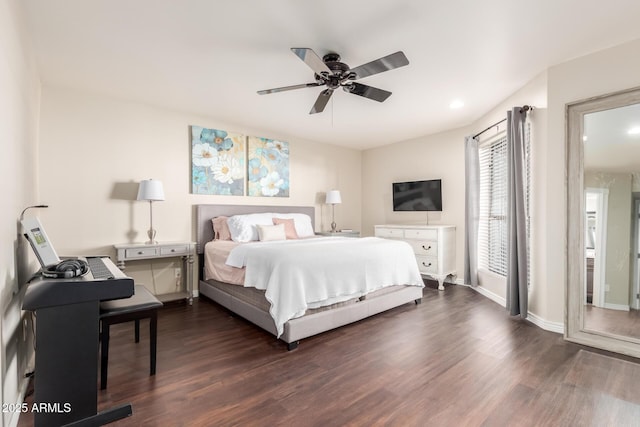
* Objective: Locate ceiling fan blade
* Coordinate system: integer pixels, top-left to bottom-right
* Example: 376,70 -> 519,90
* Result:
257,82 -> 322,95
343,82 -> 392,102
291,48 -> 332,76
310,89 -> 333,114
349,51 -> 409,80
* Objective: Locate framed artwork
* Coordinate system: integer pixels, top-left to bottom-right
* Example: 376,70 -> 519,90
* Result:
191,126 -> 246,195
247,136 -> 290,197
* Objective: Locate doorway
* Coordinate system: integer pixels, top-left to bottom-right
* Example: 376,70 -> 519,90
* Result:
585,188 -> 608,308
631,195 -> 640,310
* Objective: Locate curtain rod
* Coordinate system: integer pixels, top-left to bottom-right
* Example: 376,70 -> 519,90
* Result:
472,105 -> 533,139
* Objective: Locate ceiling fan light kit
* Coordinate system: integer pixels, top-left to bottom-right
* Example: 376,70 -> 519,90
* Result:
258,48 -> 409,114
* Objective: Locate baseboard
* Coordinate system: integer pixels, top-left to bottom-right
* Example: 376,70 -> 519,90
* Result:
468,284 -> 506,306
9,353 -> 35,427
526,311 -> 564,334
465,284 -> 564,334
603,302 -> 630,311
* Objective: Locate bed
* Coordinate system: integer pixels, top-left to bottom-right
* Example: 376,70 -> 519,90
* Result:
195,204 -> 424,350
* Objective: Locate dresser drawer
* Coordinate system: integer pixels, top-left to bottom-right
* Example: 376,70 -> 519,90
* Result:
125,247 -> 159,259
416,255 -> 438,274
409,241 -> 438,257
404,228 -> 438,240
160,245 -> 189,256
375,227 -> 404,238
373,224 -> 455,291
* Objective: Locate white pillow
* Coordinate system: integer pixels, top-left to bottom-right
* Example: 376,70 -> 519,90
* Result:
272,213 -> 315,237
227,213 -> 275,242
257,224 -> 286,241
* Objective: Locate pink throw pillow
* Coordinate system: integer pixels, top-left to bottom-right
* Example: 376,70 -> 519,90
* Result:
273,218 -> 299,239
212,216 -> 232,241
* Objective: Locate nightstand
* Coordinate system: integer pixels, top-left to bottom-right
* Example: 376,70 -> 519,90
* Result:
114,241 -> 195,304
316,230 -> 360,238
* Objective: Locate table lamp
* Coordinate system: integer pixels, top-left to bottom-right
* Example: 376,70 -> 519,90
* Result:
137,179 -> 165,244
325,190 -> 342,232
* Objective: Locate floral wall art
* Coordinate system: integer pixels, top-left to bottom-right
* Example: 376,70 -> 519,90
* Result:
191,126 -> 246,195
247,136 -> 290,197
190,126 -> 290,197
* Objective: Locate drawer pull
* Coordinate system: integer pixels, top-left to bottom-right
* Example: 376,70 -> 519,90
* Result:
171,249 -> 176,252
422,262 -> 432,267
138,251 -> 143,255
422,245 -> 432,251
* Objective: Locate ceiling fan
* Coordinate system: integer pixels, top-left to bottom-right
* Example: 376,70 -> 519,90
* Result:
257,48 -> 409,114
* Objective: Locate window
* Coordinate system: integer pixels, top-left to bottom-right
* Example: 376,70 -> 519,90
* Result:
524,120 -> 532,286
479,132 -> 508,276
478,120 -> 532,281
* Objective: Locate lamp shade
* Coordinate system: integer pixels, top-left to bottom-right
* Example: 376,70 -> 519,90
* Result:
137,179 -> 165,201
325,190 -> 342,205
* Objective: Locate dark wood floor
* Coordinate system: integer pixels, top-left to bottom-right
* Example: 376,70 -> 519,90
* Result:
19,284 -> 640,426
585,304 -> 640,340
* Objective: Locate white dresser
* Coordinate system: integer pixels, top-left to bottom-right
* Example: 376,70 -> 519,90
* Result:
374,224 -> 456,290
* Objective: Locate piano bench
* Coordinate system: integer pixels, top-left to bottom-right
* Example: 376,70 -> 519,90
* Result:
99,285 -> 163,390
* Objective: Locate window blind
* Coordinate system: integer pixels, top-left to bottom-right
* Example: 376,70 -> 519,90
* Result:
478,119 -> 532,281
524,119 -> 532,287
479,132 -> 508,276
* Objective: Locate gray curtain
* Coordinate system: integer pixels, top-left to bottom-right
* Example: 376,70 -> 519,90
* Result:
464,136 -> 480,287
506,107 -> 528,317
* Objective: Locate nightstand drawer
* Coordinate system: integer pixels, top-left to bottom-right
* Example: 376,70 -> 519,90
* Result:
409,241 -> 438,257
160,245 -> 189,256
375,227 -> 404,238
125,247 -> 159,259
114,241 -> 196,305
405,229 -> 437,240
416,255 -> 438,274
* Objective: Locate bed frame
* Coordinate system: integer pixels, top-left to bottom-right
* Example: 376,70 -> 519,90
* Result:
195,204 -> 423,350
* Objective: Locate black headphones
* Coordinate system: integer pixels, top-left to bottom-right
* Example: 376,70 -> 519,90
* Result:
42,259 -> 89,279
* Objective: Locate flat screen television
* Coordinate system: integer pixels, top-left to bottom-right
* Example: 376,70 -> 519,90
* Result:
392,179 -> 442,211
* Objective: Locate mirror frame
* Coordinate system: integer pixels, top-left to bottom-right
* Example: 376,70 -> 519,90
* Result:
566,86 -> 640,357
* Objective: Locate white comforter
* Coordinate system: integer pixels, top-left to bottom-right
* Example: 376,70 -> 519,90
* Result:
226,236 -> 423,337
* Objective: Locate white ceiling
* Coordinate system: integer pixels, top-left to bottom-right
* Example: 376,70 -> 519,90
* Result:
20,0 -> 640,150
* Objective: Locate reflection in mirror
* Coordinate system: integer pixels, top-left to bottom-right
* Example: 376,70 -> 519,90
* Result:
584,189 -> 606,308
567,87 -> 640,358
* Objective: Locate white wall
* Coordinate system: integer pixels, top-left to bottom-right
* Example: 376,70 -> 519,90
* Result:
0,0 -> 40,425
361,71 -> 554,328
38,86 -> 362,294
361,72 -> 547,311
471,72 -> 548,321
363,38 -> 640,330
361,127 -> 468,284
10,22 -> 640,422
545,37 -> 640,324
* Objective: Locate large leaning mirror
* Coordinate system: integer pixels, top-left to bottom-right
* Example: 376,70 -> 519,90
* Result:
567,86 -> 640,357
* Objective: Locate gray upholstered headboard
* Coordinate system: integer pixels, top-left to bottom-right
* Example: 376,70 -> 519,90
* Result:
195,204 -> 316,254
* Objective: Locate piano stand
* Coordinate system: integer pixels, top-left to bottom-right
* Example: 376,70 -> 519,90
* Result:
33,302 -> 132,426
23,258 -> 134,426
63,404 -> 132,426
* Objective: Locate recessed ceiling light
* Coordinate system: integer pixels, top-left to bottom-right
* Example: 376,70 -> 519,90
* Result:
449,99 -> 464,109
628,126 -> 640,135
